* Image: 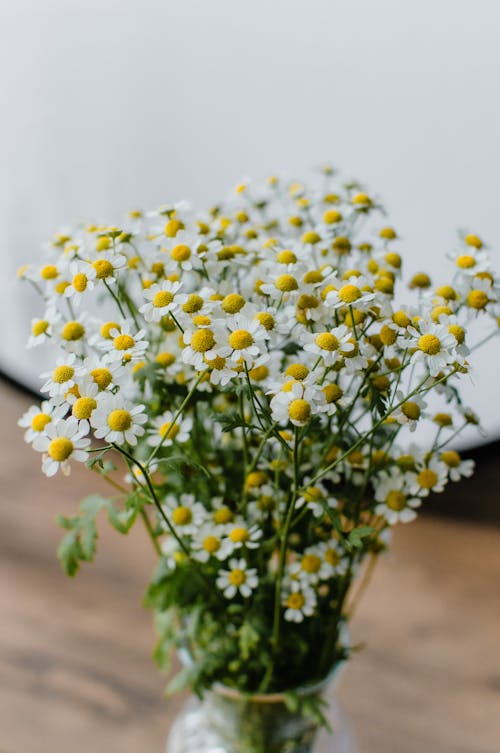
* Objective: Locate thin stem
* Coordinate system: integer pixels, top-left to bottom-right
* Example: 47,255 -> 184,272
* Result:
146,369 -> 208,464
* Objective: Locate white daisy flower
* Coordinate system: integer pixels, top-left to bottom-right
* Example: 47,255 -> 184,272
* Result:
66,376 -> 100,434
27,314 -> 58,349
392,392 -> 427,431
100,319 -> 149,364
440,450 -> 474,481
90,393 -> 147,446
289,546 -> 328,586
32,417 -> 91,477
303,325 -> 354,366
18,400 -> 68,444
76,355 -> 127,394
139,280 -> 188,323
324,279 -> 376,310
406,457 -> 449,497
182,323 -> 226,371
147,410 -> 193,448
225,521 -> 262,553
282,582 -> 317,623
64,260 -> 96,301
319,540 -> 349,577
192,524 -> 232,563
40,354 -> 78,397
296,479 -> 337,518
90,251 -> 127,285
407,321 -> 458,377
374,469 -> 422,524
216,558 -> 259,599
270,380 -> 318,427
219,314 -> 269,367
162,493 -> 206,536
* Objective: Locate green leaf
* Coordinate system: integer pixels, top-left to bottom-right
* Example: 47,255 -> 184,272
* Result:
57,531 -> 82,577
283,691 -> 300,713
348,525 -> 374,549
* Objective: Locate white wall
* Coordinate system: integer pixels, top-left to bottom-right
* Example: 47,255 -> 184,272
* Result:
1,0 -> 499,445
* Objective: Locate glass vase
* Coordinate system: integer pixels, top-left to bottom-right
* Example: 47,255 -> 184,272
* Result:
166,666 -> 357,753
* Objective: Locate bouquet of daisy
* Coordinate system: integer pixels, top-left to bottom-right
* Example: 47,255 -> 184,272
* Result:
18,168 -> 498,707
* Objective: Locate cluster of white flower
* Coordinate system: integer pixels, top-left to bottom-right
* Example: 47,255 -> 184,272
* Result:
18,168 -> 497,626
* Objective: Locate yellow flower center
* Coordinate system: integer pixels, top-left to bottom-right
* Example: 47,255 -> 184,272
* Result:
418,334 -> 441,355
107,409 -> 132,432
95,236 -> 111,252
301,231 -> 321,245
323,209 -> 342,224
276,250 -> 297,264
315,333 -> 339,351
100,322 -> 120,339
72,397 -> 97,420
213,507 -> 234,524
386,490 -> 406,511
248,364 -> 268,382
222,294 -> 245,313
47,437 -> 74,462
448,324 -> 465,344
467,290 -> 488,310
114,334 -> 135,351
153,290 -> 174,308
92,259 -> 114,279
401,402 -> 421,420
325,548 -> 340,566
40,265 -> 58,280
352,192 -> 371,206
171,244 -> 191,262
90,367 -> 112,390
435,285 -> 456,301
164,219 -> 184,237
288,399 -> 311,423
392,311 -> 410,328
61,321 -> 85,341
229,329 -> 254,350
323,383 -> 342,403
456,255 -> 475,269
72,273 -> 88,292
275,274 -> 298,292
301,554 -> 321,573
172,506 -> 192,525
441,450 -> 461,468
304,486 -> 322,502
464,234 -> 482,249
32,320 -> 49,337
31,413 -> 51,432
338,284 -> 361,304
190,329 -> 216,353
433,412 -> 452,427
182,294 -> 204,313
52,365 -> 75,384
203,535 -> 220,554
417,469 -> 438,489
286,592 -> 305,610
228,568 -> 246,586
229,527 -> 250,543
156,352 -> 176,367
255,312 -> 275,331
285,364 -> 309,380
159,421 -> 180,439
380,325 -> 397,346
245,471 -> 267,489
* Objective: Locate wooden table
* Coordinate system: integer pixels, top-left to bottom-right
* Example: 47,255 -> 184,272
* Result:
1,380 -> 499,753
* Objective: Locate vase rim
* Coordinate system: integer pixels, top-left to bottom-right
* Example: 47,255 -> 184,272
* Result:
210,657 -> 345,704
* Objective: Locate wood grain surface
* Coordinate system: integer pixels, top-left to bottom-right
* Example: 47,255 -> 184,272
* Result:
1,380 -> 499,753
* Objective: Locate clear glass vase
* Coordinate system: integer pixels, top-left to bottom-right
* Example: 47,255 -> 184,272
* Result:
166,667 -> 357,753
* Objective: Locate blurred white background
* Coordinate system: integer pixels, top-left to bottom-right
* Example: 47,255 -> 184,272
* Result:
1,0 -> 499,445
